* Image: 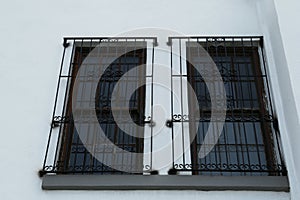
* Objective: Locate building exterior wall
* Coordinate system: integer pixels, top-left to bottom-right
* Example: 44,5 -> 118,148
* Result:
0,0 -> 297,199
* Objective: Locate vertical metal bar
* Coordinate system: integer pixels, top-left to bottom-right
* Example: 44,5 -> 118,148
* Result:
179,38 -> 186,166
110,39 -> 118,173
237,38 -> 251,175
102,38 -> 110,173
170,38 -> 175,167
188,37 -> 198,174
228,38 -> 241,175
57,38 -> 75,171
73,39 -> 85,173
214,38 -> 223,174
43,40 -> 68,170
82,38 -> 94,173
92,38 -> 103,174
218,39 -> 230,174
242,38 -> 262,174
150,39 -> 155,171
122,38 -> 128,172
204,38 -> 209,174
231,38 -> 245,175
90,39 -> 101,173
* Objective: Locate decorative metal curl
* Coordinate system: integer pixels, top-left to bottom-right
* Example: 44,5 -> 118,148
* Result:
52,116 -> 71,127
172,114 -> 189,122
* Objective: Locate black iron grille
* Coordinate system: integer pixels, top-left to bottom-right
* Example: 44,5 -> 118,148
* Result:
41,37 -> 156,175
169,36 -> 286,176
41,36 -> 286,176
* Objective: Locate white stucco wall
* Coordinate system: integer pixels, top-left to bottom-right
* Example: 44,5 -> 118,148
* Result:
255,0 -> 300,199
273,3 -> 300,199
0,0 -> 297,199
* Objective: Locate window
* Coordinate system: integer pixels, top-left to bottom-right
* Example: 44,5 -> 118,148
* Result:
58,43 -> 147,174
41,36 -> 288,190
166,37 -> 286,176
42,38 -> 155,174
184,38 -> 284,176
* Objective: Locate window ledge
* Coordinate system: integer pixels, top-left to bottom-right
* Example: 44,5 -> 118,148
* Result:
42,175 -> 289,191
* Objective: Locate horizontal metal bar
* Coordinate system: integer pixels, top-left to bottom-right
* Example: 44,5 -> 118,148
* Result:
63,37 -> 158,47
64,36 -> 158,40
167,36 -> 263,46
168,36 -> 263,39
40,167 -> 287,175
175,169 -> 285,173
171,75 -> 267,78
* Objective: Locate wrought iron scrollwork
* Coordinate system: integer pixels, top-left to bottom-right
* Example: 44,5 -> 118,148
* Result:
51,116 -> 71,127
142,116 -> 155,127
172,114 -> 189,122
171,163 -> 286,174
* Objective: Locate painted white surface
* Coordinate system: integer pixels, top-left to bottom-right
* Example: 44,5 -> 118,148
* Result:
273,0 -> 300,199
255,0 -> 300,199
0,0 -> 297,199
274,0 -> 300,117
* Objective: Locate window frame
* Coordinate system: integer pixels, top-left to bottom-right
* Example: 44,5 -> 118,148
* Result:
186,44 -> 277,176
58,45 -> 147,174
